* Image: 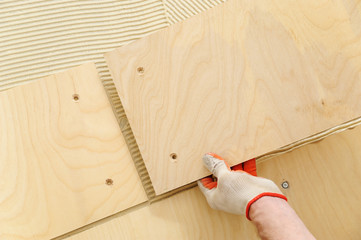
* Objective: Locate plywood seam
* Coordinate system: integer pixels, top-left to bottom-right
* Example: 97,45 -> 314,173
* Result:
95,60 -> 157,200
51,110 -> 361,240
91,0 -> 230,199
256,116 -> 361,163
54,182 -> 207,240
51,201 -> 151,240
0,62 -> 147,240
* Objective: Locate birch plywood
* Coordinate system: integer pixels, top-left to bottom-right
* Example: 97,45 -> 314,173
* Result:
258,128 -> 361,239
105,0 -> 361,194
65,125 -> 361,240
0,63 -> 147,240
65,188 -> 258,240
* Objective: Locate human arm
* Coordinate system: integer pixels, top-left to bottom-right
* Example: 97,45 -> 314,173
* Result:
250,196 -> 315,240
198,153 -> 315,240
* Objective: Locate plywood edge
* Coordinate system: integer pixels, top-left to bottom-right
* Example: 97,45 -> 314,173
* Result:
62,123 -> 361,240
104,0 -> 361,194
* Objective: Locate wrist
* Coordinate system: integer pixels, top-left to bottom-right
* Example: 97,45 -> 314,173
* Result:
246,193 -> 287,220
249,196 -> 316,240
249,196 -> 288,221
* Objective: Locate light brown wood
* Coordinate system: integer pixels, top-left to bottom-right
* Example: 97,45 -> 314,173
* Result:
105,0 -> 361,194
259,128 -> 361,239
65,125 -> 361,240
0,63 -> 147,240
65,188 -> 259,240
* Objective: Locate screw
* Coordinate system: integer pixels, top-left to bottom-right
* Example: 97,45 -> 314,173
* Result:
281,181 -> 289,189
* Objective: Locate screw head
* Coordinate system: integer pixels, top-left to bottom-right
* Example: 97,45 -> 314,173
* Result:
281,181 -> 289,189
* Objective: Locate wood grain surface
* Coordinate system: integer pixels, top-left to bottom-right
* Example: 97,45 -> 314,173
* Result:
65,188 -> 258,240
258,127 -> 361,240
65,124 -> 361,240
105,0 -> 361,194
0,63 -> 147,240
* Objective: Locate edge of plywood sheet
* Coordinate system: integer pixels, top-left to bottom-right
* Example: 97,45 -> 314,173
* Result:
63,124 -> 361,240
0,63 -> 147,240
100,63 -> 156,200
105,0 -> 361,194
52,114 -> 361,240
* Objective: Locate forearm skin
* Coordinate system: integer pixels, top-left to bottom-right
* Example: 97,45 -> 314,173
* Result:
249,196 -> 316,240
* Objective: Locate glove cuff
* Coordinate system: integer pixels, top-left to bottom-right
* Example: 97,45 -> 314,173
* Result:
246,192 -> 288,221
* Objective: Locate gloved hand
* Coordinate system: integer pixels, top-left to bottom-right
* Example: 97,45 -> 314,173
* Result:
198,153 -> 287,220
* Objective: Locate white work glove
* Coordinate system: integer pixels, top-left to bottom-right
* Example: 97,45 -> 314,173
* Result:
198,153 -> 287,220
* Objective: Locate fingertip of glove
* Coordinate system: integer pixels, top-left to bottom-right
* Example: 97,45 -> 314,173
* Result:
202,154 -> 217,172
202,153 -> 231,171
204,152 -> 224,161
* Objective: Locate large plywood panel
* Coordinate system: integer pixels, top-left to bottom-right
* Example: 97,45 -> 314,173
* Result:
105,0 -> 361,194
65,125 -> 361,240
0,63 -> 147,240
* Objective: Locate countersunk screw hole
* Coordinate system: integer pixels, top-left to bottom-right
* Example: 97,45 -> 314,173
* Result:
170,153 -> 177,162
137,67 -> 144,75
73,94 -> 79,102
105,178 -> 113,186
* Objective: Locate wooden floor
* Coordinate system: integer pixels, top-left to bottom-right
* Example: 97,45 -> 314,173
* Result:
64,124 -> 361,240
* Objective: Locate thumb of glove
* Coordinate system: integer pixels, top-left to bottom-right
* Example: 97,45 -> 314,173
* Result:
202,153 -> 230,179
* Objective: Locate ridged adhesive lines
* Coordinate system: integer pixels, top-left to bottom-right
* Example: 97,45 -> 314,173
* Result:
163,0 -> 226,24
0,0 -> 168,91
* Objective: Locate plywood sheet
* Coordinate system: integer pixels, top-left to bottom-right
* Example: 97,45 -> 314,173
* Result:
65,188 -> 258,240
258,128 -> 361,239
65,125 -> 361,240
0,63 -> 147,240
105,0 -> 361,194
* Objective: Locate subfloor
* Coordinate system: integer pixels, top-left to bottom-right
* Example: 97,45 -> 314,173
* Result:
1,1 -> 361,239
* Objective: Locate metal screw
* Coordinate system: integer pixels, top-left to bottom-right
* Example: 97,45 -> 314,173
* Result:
281,181 -> 289,189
